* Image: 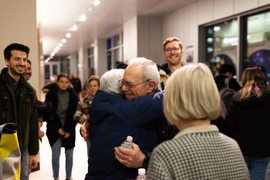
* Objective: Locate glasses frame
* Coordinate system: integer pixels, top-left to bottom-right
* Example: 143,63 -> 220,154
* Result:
165,46 -> 181,53
118,79 -> 150,89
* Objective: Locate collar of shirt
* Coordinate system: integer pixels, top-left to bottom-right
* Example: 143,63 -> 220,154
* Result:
173,125 -> 219,139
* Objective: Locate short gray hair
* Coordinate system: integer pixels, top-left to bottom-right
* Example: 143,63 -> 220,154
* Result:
129,57 -> 160,92
164,63 -> 220,125
100,69 -> 124,95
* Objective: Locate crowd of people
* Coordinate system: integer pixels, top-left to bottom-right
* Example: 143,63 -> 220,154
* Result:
0,37 -> 269,180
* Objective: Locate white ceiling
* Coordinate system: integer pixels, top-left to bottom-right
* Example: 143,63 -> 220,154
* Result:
37,0 -> 200,56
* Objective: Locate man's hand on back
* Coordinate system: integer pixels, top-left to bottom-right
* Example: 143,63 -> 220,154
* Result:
114,142 -> 145,168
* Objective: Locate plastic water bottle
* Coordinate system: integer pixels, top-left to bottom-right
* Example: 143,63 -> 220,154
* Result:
121,136 -> 133,149
136,168 -> 146,180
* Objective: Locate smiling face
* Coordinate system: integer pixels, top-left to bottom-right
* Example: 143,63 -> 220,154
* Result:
23,61 -> 32,81
56,77 -> 70,90
88,80 -> 100,96
121,63 -> 150,100
5,50 -> 28,81
163,41 -> 183,67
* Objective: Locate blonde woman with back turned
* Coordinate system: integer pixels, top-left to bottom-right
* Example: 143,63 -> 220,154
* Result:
147,63 -> 249,180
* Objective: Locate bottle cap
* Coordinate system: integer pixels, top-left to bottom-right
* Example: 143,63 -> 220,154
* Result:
127,136 -> 133,142
138,168 -> 146,175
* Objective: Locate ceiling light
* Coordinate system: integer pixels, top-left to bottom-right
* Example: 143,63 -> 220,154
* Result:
72,25 -> 78,31
89,8 -> 92,11
51,52 -> 55,56
56,46 -> 60,50
66,33 -> 71,38
62,39 -> 66,43
214,26 -> 220,31
93,0 -> 101,6
59,43 -> 63,47
54,49 -> 58,53
80,14 -> 86,21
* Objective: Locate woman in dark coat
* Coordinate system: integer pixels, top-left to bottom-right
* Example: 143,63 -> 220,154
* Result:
226,67 -> 270,180
44,73 -> 79,180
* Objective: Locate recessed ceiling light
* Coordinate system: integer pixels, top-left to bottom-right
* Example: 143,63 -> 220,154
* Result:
80,14 -> 86,21
89,8 -> 92,11
66,33 -> 71,38
93,0 -> 101,7
72,25 -> 78,31
59,43 -> 63,47
62,39 -> 66,43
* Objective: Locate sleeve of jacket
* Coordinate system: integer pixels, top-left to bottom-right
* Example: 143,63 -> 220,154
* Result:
65,92 -> 79,133
28,90 -> 39,155
225,95 -> 238,128
44,91 -> 62,133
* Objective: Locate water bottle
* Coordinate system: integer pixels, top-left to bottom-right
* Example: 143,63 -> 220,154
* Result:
121,136 -> 133,149
136,168 -> 146,180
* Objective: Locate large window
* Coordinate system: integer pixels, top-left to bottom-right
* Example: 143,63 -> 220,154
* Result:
107,33 -> 123,70
244,11 -> 270,83
199,7 -> 270,83
88,47 -> 95,76
205,19 -> 238,76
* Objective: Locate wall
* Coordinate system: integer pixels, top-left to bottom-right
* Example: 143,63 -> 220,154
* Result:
0,0 -> 40,97
123,17 -> 138,63
137,16 -> 163,64
162,0 -> 270,64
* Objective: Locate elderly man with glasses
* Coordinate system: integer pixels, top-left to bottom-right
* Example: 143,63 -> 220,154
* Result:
84,58 -> 178,180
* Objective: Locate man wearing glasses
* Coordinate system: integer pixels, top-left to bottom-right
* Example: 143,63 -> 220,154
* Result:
160,37 -> 184,76
84,58 -> 178,180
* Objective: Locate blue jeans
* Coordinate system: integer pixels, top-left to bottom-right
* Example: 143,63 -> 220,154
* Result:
244,156 -> 270,180
51,137 -> 74,179
21,150 -> 31,180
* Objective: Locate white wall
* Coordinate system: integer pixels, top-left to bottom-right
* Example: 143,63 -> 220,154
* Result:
137,16 -> 163,64
69,53 -> 77,77
162,0 -> 270,64
123,16 -> 138,63
0,0 -> 40,97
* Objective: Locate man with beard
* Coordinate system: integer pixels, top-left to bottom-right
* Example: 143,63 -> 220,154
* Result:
160,37 -> 184,76
0,43 -> 39,180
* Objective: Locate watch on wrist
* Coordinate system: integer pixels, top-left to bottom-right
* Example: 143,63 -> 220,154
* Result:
142,153 -> 149,169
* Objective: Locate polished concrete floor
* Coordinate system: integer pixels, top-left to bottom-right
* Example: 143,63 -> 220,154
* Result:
30,122 -> 88,180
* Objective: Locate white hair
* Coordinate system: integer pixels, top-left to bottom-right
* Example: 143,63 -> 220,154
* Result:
129,57 -> 160,92
100,69 -> 124,95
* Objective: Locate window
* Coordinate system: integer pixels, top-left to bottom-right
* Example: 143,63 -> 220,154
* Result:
88,47 -> 95,76
199,6 -> 270,83
244,10 -> 270,83
204,19 -> 238,77
107,32 -> 124,70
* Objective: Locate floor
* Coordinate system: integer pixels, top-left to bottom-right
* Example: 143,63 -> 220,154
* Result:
30,122 -> 88,180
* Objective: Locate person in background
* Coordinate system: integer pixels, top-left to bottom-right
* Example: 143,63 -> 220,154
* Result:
0,43 -> 39,180
160,37 -> 184,76
226,66 -> 270,180
212,64 -> 242,135
70,72 -> 82,99
147,63 -> 249,180
74,75 -> 100,157
23,59 -> 45,139
115,62 -> 128,69
214,64 -> 242,91
43,73 -> 79,180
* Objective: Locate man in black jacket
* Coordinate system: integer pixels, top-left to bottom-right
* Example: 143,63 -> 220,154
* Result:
70,72 -> 82,99
0,43 -> 39,180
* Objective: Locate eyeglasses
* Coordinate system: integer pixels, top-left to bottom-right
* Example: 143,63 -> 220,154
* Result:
165,47 -> 180,53
118,79 -> 150,89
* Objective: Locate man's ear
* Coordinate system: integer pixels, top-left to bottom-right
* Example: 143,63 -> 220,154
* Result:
146,80 -> 156,94
5,59 -> 9,67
